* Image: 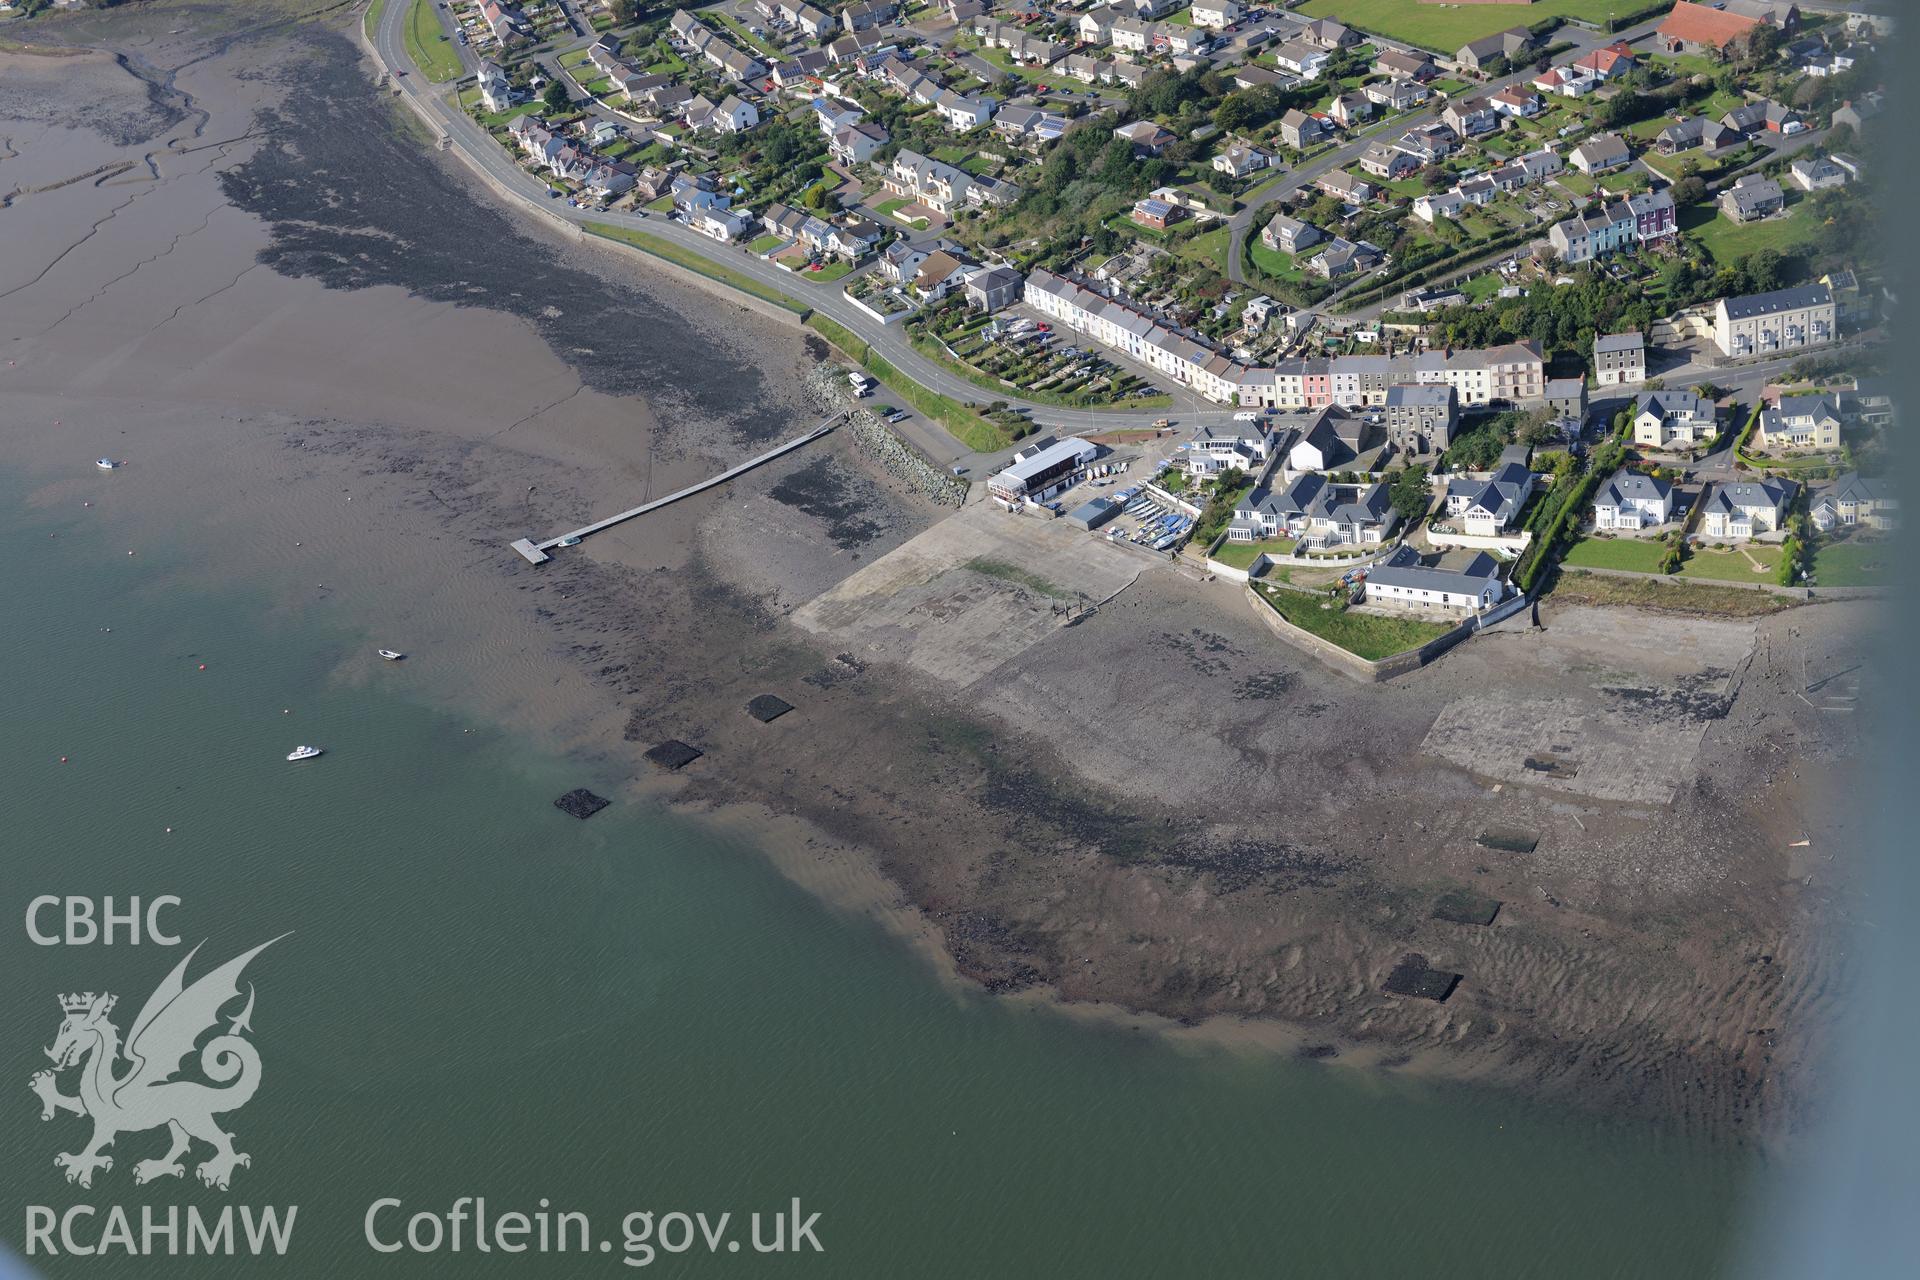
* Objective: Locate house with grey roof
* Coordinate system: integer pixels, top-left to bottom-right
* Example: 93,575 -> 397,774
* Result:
1700,478 -> 1797,541
1754,394 -> 1844,452
1259,213 -> 1323,256
1444,459 -> 1534,537
1810,473 -> 1898,533
1383,383 -> 1456,454
1365,550 -> 1505,613
1593,331 -> 1645,387
1232,472 -> 1396,547
1633,390 -> 1716,449
1592,469 -> 1674,532
1720,173 -> 1784,223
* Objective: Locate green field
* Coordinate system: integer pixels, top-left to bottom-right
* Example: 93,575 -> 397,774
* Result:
1813,538 -> 1891,587
1297,0 -> 1640,52
581,223 -> 810,314
403,0 -> 463,84
1255,584 -> 1455,661
1561,536 -> 1670,573
1678,543 -> 1782,582
747,233 -> 787,254
1678,201 -> 1810,264
1211,538 -> 1295,570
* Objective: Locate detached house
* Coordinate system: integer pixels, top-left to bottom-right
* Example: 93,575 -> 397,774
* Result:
1365,78 -> 1430,111
1260,213 -> 1323,256
1593,332 -> 1646,387
1811,473 -> 1898,533
1359,142 -> 1419,181
1315,169 -> 1375,203
1444,458 -> 1534,537
1442,97 -> 1500,137
1755,395 -> 1844,452
1212,140 -> 1273,178
1279,109 -> 1330,150
1569,133 -> 1631,175
1455,27 -> 1533,74
1700,479 -> 1797,541
1365,550 -> 1504,614
1633,390 -> 1717,448
1592,469 -> 1675,532
1719,173 -> 1784,223
1272,41 -> 1331,79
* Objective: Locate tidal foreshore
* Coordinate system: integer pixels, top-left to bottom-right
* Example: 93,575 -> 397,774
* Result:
0,0 -> 1884,1142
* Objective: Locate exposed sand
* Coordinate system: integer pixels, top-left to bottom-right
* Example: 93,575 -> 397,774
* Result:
1,1 -> 1874,1141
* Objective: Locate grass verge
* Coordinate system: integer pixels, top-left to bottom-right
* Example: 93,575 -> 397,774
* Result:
581,223 -> 809,314
805,315 -> 1021,452
403,0 -> 463,84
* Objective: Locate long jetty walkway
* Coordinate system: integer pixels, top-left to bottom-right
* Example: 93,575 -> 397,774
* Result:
510,413 -> 846,564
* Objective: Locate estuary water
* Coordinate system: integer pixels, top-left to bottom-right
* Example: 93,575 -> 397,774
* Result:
1,470 -> 1749,1275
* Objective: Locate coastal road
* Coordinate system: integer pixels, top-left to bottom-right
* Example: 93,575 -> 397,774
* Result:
369,2 -> 1266,475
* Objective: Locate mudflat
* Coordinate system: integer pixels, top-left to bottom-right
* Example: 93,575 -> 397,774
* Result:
0,0 -> 1869,1139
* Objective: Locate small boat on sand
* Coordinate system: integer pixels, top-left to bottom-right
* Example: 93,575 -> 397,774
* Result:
96,458 -> 121,470
286,745 -> 324,762
377,649 -> 405,661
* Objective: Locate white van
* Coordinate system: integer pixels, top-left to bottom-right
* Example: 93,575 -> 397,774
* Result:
1232,410 -> 1259,422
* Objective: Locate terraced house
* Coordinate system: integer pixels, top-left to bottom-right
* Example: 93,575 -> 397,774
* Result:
1549,191 -> 1676,264
1714,284 -> 1836,358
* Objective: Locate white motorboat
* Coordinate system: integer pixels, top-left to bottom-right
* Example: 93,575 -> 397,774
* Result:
557,535 -> 583,547
96,458 -> 121,470
377,649 -> 405,661
286,745 -> 324,762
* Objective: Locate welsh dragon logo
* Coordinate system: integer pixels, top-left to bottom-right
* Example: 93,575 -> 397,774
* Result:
30,936 -> 286,1191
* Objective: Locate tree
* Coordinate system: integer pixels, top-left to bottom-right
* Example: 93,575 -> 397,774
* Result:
1420,164 -> 1450,190
542,80 -> 571,114
1388,466 -> 1432,525
609,0 -> 640,21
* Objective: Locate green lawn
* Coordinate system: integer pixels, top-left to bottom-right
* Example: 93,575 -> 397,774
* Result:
1561,536 -> 1670,573
802,259 -> 854,282
1678,543 -> 1782,583
1212,538 -> 1295,570
403,0 -> 463,84
364,0 -> 390,41
1678,201 -> 1810,264
581,223 -> 809,314
1255,584 -> 1455,661
1175,225 -> 1230,268
873,197 -> 929,230
1247,239 -> 1322,283
1299,0 -> 1635,52
746,233 -> 787,254
1813,539 -> 1891,587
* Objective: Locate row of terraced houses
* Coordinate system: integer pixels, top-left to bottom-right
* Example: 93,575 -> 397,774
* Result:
1023,270 -> 1546,410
